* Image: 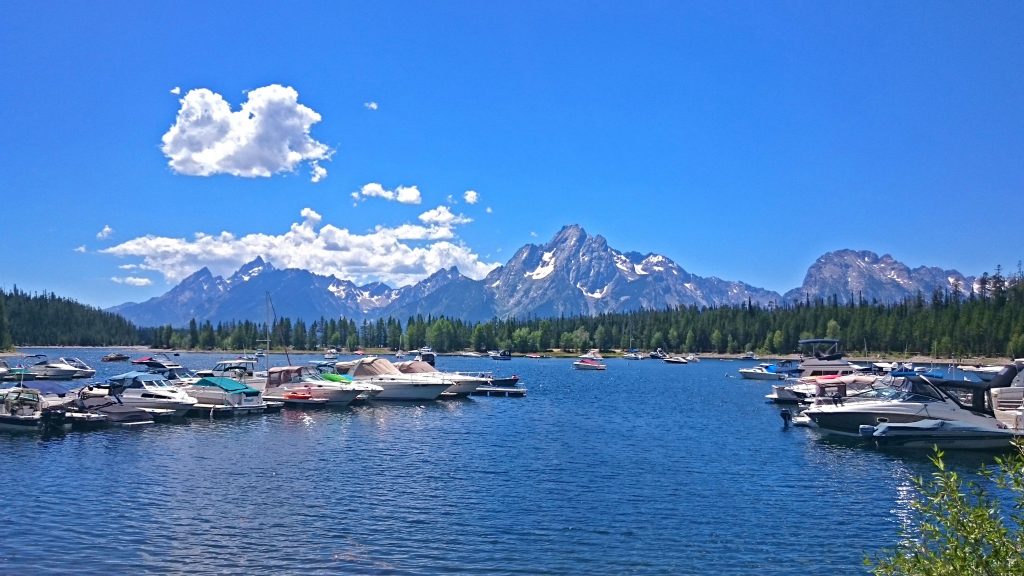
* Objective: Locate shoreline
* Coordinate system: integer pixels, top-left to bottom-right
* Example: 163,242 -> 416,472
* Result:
1,346 -> 1015,366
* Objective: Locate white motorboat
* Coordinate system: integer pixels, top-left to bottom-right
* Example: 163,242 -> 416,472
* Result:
489,350 -> 512,361
622,351 -> 644,360
739,364 -> 787,380
263,365 -> 380,406
23,355 -> 79,380
664,356 -> 689,364
323,348 -> 339,360
80,371 -> 197,417
395,360 -> 487,396
131,354 -> 198,383
573,358 -> 607,370
334,357 -> 451,400
868,418 -> 1019,450
0,387 -> 68,432
802,364 -> 1024,441
184,376 -> 268,414
57,357 -> 96,378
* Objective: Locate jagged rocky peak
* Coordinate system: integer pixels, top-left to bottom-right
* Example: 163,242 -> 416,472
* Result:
228,256 -> 276,284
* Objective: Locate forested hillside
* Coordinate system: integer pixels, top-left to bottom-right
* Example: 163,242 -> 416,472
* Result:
1,287 -> 138,348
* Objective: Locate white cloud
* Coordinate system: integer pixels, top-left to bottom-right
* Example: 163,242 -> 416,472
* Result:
161,84 -> 332,183
530,231 -> 538,238
112,276 -> 153,287
352,182 -> 422,205
363,101 -> 379,110
170,86 -> 181,95
463,190 -> 479,204
100,208 -> 499,288
96,224 -> 113,239
74,245 -> 86,253
486,207 -> 493,214
418,205 -> 473,226
118,264 -> 139,270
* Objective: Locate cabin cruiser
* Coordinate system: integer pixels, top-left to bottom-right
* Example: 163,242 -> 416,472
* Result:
184,377 -> 267,414
263,365 -> 381,406
334,357 -> 452,400
622,350 -> 644,360
803,363 -> 1024,446
131,354 -> 199,383
416,347 -> 436,366
195,359 -> 264,389
323,348 -> 338,360
649,348 -> 667,360
395,360 -> 486,396
23,355 -> 80,380
489,349 -> 512,361
793,339 -> 859,379
57,357 -> 96,378
0,386 -> 68,432
664,356 -> 689,364
80,371 -> 197,417
766,374 -> 886,404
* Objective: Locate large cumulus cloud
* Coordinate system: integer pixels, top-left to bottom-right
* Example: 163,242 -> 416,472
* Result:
161,84 -> 332,182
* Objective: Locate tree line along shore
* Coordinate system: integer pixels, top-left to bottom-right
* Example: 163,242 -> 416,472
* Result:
2,272 -> 1023,361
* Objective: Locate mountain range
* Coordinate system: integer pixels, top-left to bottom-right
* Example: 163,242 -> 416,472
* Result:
109,225 -> 976,327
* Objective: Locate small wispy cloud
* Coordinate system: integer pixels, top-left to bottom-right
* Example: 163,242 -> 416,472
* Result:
418,205 -> 473,226
463,190 -> 479,205
96,224 -> 113,239
73,245 -> 87,253
363,101 -> 379,111
352,183 -> 422,205
169,86 -> 181,95
111,276 -> 153,287
485,207 -> 493,214
530,231 -> 538,238
161,84 -> 332,183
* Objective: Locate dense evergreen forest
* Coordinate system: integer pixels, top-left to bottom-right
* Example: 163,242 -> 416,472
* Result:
3,266 -> 1023,359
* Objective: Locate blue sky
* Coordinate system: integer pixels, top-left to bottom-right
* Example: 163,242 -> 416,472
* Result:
2,1 -> 1022,309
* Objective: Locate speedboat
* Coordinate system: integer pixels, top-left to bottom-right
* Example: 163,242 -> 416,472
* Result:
101,352 -> 130,362
323,348 -> 338,360
263,365 -> 380,406
648,348 -> 667,360
739,364 -> 786,380
395,360 -> 487,396
573,358 -> 607,370
57,357 -> 96,378
0,360 -> 35,382
489,350 -> 512,361
803,364 -> 1024,440
81,371 -> 197,417
664,356 -> 689,364
622,351 -> 645,360
0,386 -> 68,433
131,354 -> 198,383
195,358 -> 264,389
23,355 -> 79,380
184,377 -> 267,414
334,357 -> 451,401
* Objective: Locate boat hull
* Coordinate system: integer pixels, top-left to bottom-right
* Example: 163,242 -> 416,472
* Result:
372,381 -> 451,401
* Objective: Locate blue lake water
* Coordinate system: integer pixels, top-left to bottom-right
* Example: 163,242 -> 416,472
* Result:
0,349 -> 1004,574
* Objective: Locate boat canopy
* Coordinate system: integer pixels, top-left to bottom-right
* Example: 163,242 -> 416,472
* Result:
336,357 -> 402,377
266,366 -> 319,387
192,377 -> 261,396
394,360 -> 437,374
1,380 -> 78,396
108,371 -> 170,384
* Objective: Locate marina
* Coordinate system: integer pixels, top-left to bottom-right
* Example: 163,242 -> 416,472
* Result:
0,347 -> 1020,574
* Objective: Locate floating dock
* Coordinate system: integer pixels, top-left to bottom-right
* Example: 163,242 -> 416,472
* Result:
470,386 -> 527,397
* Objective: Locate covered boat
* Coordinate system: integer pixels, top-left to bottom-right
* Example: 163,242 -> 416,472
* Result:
185,376 -> 267,414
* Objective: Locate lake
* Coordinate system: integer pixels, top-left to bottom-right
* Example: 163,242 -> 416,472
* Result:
0,348 -> 1003,574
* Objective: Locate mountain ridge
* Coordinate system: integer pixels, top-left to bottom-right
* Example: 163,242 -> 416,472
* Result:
109,225 -> 977,326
